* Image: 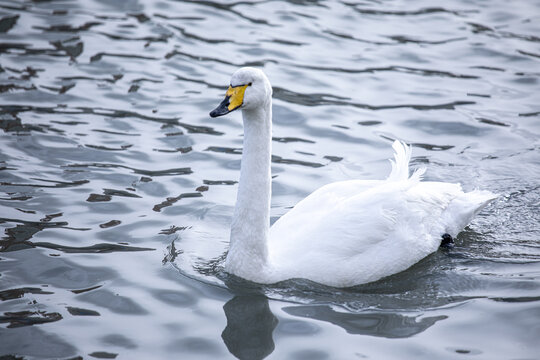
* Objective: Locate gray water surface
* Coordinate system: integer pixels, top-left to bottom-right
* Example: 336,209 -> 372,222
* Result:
1,0 -> 539,359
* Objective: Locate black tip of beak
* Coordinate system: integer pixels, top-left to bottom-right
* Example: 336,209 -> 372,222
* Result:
210,96 -> 231,118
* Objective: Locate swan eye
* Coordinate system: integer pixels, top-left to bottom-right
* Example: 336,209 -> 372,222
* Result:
248,82 -> 252,86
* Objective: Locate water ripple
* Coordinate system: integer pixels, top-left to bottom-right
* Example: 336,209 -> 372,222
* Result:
33,21 -> 102,33
0,310 -> 62,328
31,242 -> 154,254
0,287 -> 53,301
292,63 -> 479,79
343,5 -> 476,17
64,163 -> 193,176
0,179 -> 89,189
273,86 -> 476,110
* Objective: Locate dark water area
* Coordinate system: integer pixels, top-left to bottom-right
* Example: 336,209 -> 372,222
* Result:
1,0 -> 539,359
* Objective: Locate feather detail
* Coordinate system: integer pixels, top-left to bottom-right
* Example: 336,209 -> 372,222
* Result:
387,140 -> 425,182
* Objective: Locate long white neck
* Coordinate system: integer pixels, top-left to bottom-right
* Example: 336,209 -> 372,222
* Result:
225,102 -> 272,280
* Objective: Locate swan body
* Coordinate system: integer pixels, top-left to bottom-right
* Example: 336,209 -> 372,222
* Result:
210,67 -> 496,288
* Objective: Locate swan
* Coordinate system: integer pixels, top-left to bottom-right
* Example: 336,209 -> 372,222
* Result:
209,67 -> 496,288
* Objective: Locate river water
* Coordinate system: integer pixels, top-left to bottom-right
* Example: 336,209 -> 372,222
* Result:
1,0 -> 539,359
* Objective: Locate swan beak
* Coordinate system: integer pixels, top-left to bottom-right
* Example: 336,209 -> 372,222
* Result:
209,84 -> 248,117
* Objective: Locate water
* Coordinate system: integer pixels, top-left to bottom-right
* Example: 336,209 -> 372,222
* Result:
1,0 -> 539,358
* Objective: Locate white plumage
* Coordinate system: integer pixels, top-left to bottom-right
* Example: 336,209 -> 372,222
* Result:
210,67 -> 497,288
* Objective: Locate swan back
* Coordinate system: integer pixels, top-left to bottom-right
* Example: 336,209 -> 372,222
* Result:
266,141 -> 497,287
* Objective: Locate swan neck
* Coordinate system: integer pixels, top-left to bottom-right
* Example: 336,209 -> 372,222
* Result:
227,102 -> 272,278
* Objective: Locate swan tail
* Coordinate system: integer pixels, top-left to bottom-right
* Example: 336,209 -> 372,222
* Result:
443,189 -> 498,237
387,140 -> 425,182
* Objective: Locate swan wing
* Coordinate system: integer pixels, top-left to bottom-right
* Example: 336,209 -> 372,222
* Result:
268,178 -> 494,287
269,140 -> 415,235
265,141 -> 496,287
271,179 -> 382,224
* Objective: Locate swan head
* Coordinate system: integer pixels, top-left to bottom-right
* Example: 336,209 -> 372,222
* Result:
210,67 -> 272,117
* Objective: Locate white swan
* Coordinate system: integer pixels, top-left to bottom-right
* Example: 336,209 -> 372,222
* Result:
209,67 -> 496,288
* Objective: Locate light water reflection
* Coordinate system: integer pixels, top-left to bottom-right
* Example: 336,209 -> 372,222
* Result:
282,305 -> 447,339
1,0 -> 539,359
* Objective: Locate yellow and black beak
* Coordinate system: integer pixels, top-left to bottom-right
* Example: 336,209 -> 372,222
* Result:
209,84 -> 248,118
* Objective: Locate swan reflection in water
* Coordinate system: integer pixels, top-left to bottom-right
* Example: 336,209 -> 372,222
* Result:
221,294 -> 446,359
221,295 -> 277,360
